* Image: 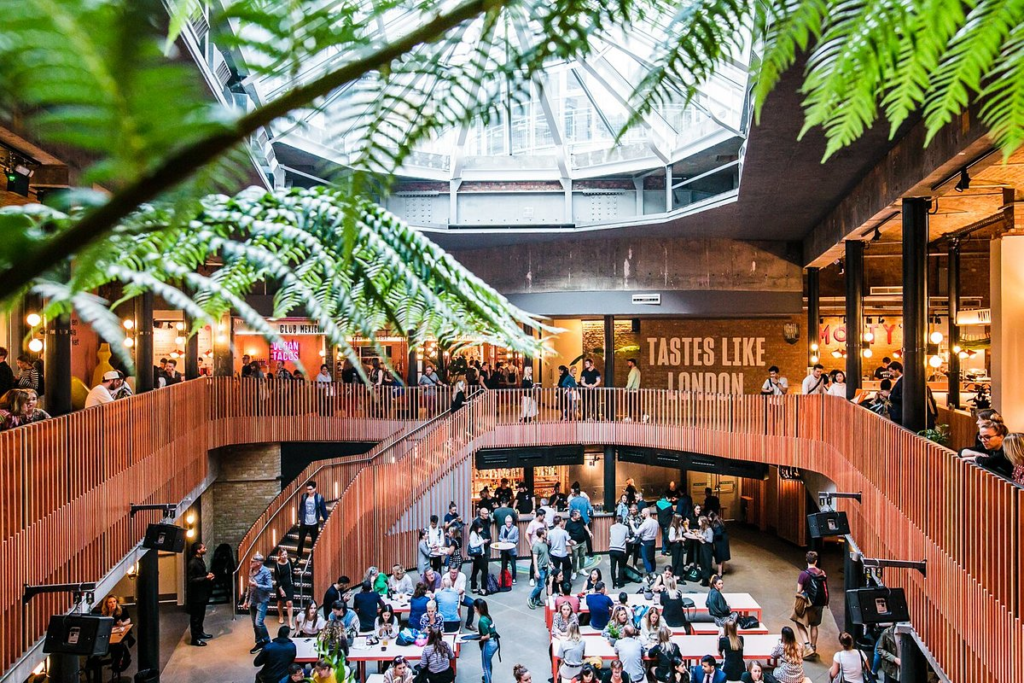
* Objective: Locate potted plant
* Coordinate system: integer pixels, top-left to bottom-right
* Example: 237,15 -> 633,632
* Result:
917,424 -> 950,447
316,623 -> 357,682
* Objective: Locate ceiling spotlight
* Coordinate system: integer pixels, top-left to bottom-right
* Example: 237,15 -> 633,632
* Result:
954,168 -> 971,192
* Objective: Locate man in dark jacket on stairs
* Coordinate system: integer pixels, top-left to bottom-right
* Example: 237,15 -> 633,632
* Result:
296,480 -> 329,559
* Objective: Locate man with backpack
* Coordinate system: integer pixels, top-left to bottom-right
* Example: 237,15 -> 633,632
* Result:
793,550 -> 828,659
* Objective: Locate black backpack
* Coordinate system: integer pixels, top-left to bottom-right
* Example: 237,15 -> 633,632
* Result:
804,571 -> 829,607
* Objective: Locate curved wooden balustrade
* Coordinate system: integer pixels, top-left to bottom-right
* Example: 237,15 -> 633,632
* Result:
310,387 -> 1022,683
0,378 -> 449,677
0,382 -> 1019,681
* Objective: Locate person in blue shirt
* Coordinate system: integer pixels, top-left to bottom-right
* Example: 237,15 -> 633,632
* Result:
242,553 -> 275,653
328,600 -> 358,631
585,581 -> 614,631
690,655 -> 727,683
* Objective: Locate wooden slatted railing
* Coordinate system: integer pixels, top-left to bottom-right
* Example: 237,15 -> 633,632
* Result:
310,387 -> 1021,683
1,382 -> 1020,682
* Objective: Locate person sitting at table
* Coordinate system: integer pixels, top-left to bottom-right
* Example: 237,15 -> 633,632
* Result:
408,582 -> 431,628
421,567 -> 442,593
420,600 -> 444,632
571,663 -> 600,683
418,628 -> 455,683
383,655 -> 415,683
282,663 -> 305,683
640,606 -> 664,648
602,605 -> 632,644
547,568 -> 567,598
435,577 -> 462,633
318,621 -> 349,660
554,581 -> 580,614
648,626 -> 681,683
295,602 -> 326,637
719,619 -> 745,682
95,595 -> 134,676
740,661 -> 765,683
328,600 -> 358,631
768,626 -> 806,683
689,655 -> 727,683
388,564 -> 414,596
551,601 -> 579,639
650,566 -> 675,592
614,626 -> 645,683
353,580 -> 386,632
375,604 -> 400,639
364,565 -> 389,595
585,581 -> 614,631
707,575 -> 739,629
254,625 -> 296,683
657,576 -> 690,632
312,658 -> 338,683
584,568 -> 603,593
556,621 -> 586,683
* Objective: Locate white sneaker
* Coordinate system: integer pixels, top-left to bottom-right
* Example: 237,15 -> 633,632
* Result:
623,417 -> 633,423
529,579 -> 535,587
642,414 -> 650,423
571,572 -> 577,580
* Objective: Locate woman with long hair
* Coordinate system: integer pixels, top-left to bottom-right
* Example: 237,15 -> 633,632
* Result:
513,664 -> 533,683
408,582 -> 430,628
556,621 -> 586,682
649,625 -> 680,682
741,661 -> 765,683
827,370 -> 847,397
1002,432 -> 1024,485
375,604 -> 399,639
667,515 -> 685,576
719,619 -> 745,682
585,568 -> 603,593
551,601 -> 579,639
571,665 -> 599,683
296,601 -> 326,636
0,388 -> 50,430
474,598 -> 499,683
769,626 -> 806,683
639,606 -> 663,648
418,628 -> 455,683
547,568 -> 566,597
468,519 -> 490,595
658,576 -> 691,633
520,366 -> 538,423
274,548 -> 295,628
685,515 -> 715,586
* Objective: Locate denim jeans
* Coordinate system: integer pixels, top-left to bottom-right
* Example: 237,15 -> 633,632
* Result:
249,601 -> 269,645
641,540 -> 656,574
530,568 -> 549,604
481,638 -> 499,683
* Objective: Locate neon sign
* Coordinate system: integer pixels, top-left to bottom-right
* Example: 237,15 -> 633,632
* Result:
270,341 -> 299,362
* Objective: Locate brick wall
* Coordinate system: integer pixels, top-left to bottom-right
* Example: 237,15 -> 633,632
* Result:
211,443 -> 282,552
578,316 -> 808,393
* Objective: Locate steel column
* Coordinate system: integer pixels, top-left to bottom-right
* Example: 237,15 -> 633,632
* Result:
947,241 -> 961,409
44,313 -> 72,416
136,548 -> 160,673
845,240 -> 865,397
184,314 -> 200,380
807,268 -> 820,363
902,198 -> 930,432
134,292 -> 155,393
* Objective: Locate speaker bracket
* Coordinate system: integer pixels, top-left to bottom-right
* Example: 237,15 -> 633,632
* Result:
818,491 -> 862,510
23,582 -> 97,606
130,503 -> 177,519
858,557 -> 927,581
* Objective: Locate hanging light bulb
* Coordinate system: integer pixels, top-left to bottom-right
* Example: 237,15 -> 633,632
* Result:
124,337 -> 135,348
175,321 -> 185,331
28,338 -> 43,353
863,330 -> 874,343
929,354 -> 943,368
170,351 -> 179,359
862,348 -> 873,358
930,330 -> 944,344
952,345 -> 961,354
123,319 -> 135,330
810,343 -> 819,352
810,355 -> 819,364
831,350 -> 843,359
174,335 -> 186,345
26,313 -> 42,327
319,349 -> 326,357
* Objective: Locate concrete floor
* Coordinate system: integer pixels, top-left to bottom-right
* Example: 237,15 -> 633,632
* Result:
158,526 -> 841,683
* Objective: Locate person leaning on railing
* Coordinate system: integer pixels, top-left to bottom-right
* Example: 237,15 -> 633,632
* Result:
959,420 -> 1014,479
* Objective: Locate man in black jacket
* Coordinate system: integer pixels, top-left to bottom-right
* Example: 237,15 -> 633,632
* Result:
0,347 -> 15,398
254,626 -> 296,683
187,543 -> 216,645
296,480 -> 329,558
321,575 -> 351,620
887,362 -> 904,424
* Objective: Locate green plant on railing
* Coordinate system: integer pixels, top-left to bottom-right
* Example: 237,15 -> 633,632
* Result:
316,623 -> 357,682
918,424 -> 950,447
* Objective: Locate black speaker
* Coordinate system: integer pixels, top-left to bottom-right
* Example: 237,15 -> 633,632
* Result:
807,511 -> 850,538
43,615 -> 113,655
142,523 -> 186,552
631,318 -> 641,333
846,587 -> 910,624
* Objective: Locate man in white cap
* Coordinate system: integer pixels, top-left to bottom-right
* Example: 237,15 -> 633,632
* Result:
241,552 -> 274,653
85,371 -> 120,408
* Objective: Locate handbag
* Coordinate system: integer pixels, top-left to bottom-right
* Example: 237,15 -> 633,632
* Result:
468,543 -> 483,557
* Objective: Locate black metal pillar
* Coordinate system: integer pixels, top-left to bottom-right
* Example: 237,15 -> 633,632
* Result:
845,240 -> 865,398
604,446 -> 617,512
807,268 -> 820,362
407,348 -> 419,418
213,316 -> 233,377
843,540 -> 864,637
184,315 -> 200,380
134,292 -> 155,393
899,631 -> 928,682
523,466 -> 535,497
136,548 -> 160,673
44,313 -> 72,416
947,241 -> 961,409
48,654 -> 80,683
902,198 -> 930,432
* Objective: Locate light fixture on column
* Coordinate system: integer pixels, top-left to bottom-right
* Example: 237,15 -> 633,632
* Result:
810,355 -> 819,364
28,338 -> 43,353
863,330 -> 874,343
929,354 -> 943,368
122,318 -> 135,331
124,337 -> 135,348
175,321 -> 185,331
930,330 -> 944,344
810,343 -> 819,351
26,312 -> 42,327
862,348 -> 873,358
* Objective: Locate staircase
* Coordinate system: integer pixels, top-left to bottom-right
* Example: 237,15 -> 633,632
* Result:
237,500 -> 338,614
